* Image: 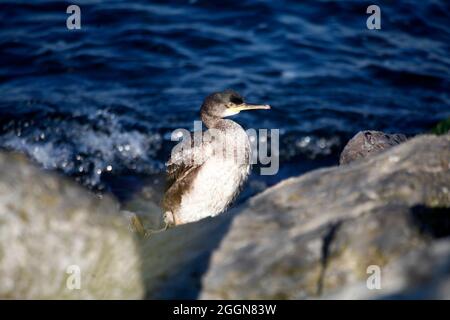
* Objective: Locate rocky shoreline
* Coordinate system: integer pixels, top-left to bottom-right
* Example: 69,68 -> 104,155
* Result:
0,133 -> 449,299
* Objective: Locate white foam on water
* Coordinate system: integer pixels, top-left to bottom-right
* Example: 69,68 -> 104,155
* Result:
0,110 -> 163,189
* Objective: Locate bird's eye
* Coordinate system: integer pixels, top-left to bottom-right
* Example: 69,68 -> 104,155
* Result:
230,96 -> 243,105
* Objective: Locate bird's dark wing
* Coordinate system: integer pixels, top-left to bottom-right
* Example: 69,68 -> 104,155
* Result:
162,132 -> 214,213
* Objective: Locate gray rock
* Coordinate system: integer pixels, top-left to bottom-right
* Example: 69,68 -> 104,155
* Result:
323,238 -> 450,299
200,135 -> 450,299
0,152 -> 143,299
340,130 -> 407,165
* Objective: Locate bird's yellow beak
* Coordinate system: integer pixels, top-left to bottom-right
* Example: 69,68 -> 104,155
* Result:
229,103 -> 271,113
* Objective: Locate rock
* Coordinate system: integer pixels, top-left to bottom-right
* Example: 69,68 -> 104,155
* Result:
323,237 -> 450,299
0,152 -> 143,299
200,134 -> 450,299
339,130 -> 407,165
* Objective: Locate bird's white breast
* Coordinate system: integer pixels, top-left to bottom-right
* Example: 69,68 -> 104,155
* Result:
176,157 -> 250,224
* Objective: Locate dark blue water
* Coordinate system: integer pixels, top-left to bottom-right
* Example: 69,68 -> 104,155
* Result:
1,0 -> 449,200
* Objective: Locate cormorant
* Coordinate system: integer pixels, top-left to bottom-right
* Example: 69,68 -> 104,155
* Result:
162,90 -> 270,226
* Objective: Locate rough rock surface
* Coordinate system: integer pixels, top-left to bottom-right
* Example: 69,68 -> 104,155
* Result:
323,237 -> 450,299
340,130 -> 407,165
0,152 -> 143,299
200,134 -> 450,299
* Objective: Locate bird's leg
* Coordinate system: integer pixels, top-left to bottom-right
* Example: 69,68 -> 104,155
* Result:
125,211 -> 171,239
142,211 -> 175,238
143,221 -> 169,238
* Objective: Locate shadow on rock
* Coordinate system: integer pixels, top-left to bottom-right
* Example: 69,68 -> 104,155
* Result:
136,209 -> 237,299
410,205 -> 450,239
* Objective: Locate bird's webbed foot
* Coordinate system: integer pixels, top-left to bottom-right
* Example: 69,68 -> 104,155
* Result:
143,221 -> 170,238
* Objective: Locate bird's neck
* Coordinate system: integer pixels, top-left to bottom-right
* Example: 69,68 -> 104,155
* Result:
201,112 -> 237,130
201,112 -> 250,165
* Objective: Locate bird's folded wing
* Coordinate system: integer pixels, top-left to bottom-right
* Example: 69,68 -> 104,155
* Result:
162,132 -> 215,212
165,132 -> 214,185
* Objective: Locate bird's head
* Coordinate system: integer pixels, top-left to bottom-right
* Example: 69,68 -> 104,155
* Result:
201,90 -> 270,119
